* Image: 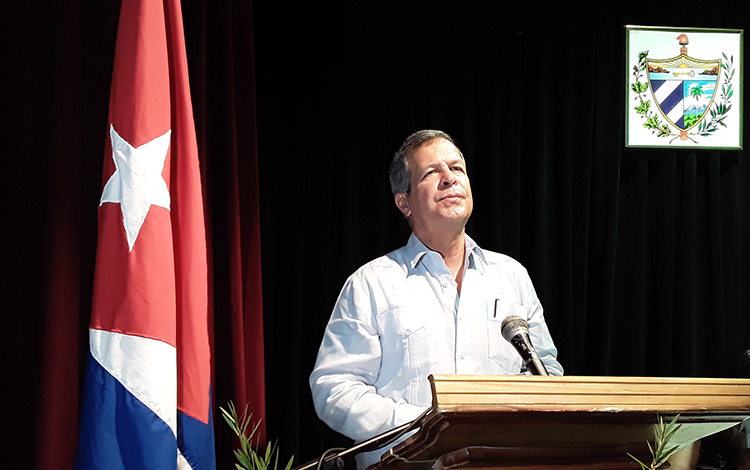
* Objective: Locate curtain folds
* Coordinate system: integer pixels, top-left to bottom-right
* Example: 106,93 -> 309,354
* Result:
6,1 -> 263,469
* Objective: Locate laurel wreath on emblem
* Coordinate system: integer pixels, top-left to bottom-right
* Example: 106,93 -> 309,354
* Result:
632,51 -> 671,138
697,53 -> 735,137
631,50 -> 735,142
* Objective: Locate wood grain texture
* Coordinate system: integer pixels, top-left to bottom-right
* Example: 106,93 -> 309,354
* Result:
367,375 -> 750,470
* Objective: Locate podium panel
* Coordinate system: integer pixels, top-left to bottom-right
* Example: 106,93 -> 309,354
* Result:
368,375 -> 750,470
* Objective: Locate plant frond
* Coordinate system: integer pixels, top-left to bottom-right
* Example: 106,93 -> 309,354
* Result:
222,401 -> 295,470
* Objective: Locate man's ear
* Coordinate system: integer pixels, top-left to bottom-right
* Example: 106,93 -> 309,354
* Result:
395,193 -> 411,218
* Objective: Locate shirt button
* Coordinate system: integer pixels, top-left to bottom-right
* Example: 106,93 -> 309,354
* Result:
460,354 -> 466,359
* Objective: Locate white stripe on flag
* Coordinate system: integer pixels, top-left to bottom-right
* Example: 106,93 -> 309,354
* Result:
90,328 -> 177,435
178,450 -> 194,470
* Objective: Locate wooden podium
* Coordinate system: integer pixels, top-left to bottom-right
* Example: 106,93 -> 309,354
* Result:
368,375 -> 750,470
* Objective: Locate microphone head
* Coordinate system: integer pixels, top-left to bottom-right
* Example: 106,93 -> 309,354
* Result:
501,315 -> 529,343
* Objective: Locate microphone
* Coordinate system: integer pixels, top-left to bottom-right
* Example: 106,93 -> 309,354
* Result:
501,315 -> 549,376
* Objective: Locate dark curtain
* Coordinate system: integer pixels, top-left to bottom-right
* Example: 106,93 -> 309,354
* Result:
183,0 -> 267,464
4,0 -> 264,469
4,0 -> 750,469
3,1 -> 118,468
254,1 -> 750,465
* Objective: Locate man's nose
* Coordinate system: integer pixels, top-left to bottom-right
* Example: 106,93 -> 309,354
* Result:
440,170 -> 457,187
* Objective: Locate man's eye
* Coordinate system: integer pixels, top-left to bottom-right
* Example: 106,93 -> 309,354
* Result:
452,167 -> 465,173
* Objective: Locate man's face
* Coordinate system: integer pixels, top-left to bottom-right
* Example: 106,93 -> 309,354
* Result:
395,138 -> 473,235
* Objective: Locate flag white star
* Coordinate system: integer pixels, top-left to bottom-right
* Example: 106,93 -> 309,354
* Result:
100,124 -> 172,252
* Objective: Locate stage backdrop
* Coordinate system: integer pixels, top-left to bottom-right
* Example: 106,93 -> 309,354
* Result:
3,1 -> 749,469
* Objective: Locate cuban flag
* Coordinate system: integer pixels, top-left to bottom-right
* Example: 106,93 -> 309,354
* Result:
74,0 -> 215,468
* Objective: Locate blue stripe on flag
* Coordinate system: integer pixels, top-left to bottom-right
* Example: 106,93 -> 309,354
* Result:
178,394 -> 216,470
75,353 -> 177,469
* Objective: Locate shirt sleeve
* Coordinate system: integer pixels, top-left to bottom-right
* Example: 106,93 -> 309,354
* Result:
309,275 -> 426,442
522,270 -> 564,376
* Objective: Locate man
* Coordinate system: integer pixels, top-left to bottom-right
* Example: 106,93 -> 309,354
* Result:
310,130 -> 563,469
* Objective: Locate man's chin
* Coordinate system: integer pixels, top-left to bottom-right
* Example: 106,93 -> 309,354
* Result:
446,206 -> 472,220
432,211 -> 471,231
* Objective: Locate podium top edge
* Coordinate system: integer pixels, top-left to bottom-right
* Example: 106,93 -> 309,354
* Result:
429,374 -> 750,384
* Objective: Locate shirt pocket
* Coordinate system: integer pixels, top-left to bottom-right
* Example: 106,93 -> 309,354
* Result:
375,307 -> 436,380
487,300 -> 526,373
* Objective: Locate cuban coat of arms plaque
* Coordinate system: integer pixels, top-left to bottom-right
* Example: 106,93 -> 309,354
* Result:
626,26 -> 743,149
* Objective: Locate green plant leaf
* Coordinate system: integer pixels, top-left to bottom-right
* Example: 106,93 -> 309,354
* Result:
628,415 -> 681,470
222,400 -> 294,470
236,450 -> 253,469
626,452 -> 649,470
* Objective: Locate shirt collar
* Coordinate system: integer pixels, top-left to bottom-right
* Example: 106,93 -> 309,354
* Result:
465,233 -> 487,273
405,232 -> 487,273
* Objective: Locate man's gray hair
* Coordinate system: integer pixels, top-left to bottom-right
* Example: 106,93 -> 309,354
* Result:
388,130 -> 460,196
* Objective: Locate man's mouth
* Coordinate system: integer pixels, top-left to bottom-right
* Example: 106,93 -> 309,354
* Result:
439,193 -> 463,202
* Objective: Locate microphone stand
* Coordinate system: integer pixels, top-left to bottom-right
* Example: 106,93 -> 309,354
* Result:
293,407 -> 433,470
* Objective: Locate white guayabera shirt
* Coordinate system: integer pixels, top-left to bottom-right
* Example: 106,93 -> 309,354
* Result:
310,233 -> 563,469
